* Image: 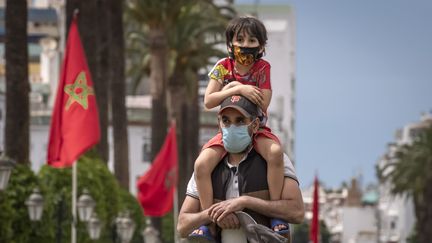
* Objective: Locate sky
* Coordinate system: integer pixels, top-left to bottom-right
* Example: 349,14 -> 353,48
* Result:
237,0 -> 432,189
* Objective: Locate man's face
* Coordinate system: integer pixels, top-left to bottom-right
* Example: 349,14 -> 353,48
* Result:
218,108 -> 259,134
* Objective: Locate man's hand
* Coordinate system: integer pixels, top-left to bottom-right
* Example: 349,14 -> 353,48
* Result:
208,197 -> 245,222
215,213 -> 241,229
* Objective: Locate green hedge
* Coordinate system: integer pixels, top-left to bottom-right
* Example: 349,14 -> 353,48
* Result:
0,154 -> 146,243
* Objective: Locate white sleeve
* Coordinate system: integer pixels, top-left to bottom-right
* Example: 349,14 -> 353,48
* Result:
185,173 -> 199,199
283,153 -> 299,185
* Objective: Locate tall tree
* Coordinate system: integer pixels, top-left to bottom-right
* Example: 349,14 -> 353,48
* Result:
5,0 -> 30,164
127,0 -> 230,204
126,0 -> 233,235
126,0 -> 181,232
110,0 -> 130,190
166,1 -> 229,203
66,0 -> 109,163
379,125 -> 432,243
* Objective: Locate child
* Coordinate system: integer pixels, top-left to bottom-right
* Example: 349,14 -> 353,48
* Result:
191,16 -> 288,240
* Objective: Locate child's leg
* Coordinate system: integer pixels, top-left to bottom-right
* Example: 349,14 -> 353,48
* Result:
255,136 -> 284,201
194,146 -> 225,211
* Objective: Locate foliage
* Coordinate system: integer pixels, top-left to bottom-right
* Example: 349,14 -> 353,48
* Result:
378,125 -> 432,196
161,211 -> 175,242
292,222 -> 309,243
292,220 -> 330,243
125,0 -> 230,94
407,225 -> 418,243
0,164 -> 50,243
377,124 -> 432,242
320,220 -> 331,243
0,154 -> 145,243
37,154 -> 145,243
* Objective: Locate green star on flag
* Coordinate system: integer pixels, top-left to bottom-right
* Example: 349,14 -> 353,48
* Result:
64,71 -> 95,110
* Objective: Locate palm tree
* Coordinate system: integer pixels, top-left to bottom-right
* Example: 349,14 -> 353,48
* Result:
126,0 -> 230,234
126,0 -> 189,232
378,125 -> 432,243
166,2 -> 229,203
5,0 -> 30,164
127,0 -> 231,203
110,0 -> 130,190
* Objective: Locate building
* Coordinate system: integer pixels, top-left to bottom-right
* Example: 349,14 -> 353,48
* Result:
376,112 -> 432,243
302,178 -> 379,243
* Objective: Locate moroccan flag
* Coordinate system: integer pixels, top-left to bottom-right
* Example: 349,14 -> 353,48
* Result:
47,16 -> 100,167
137,124 -> 178,216
309,175 -> 319,243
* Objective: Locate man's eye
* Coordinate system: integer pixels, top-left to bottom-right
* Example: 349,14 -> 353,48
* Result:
237,120 -> 246,125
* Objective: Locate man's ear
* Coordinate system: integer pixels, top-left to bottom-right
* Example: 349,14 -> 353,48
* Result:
252,118 -> 260,132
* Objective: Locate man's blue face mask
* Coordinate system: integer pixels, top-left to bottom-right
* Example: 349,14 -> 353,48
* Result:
221,122 -> 253,153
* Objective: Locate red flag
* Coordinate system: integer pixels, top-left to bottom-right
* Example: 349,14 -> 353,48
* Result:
47,16 -> 100,168
309,175 -> 320,243
137,123 -> 178,216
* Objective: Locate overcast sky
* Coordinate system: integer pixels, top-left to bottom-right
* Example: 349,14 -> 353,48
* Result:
237,0 -> 432,188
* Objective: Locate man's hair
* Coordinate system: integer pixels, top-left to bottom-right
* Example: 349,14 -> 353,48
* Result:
225,16 -> 268,50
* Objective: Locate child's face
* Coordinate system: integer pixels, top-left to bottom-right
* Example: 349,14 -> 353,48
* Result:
232,30 -> 260,49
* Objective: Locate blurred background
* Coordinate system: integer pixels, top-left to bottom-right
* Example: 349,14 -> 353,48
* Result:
0,0 -> 431,242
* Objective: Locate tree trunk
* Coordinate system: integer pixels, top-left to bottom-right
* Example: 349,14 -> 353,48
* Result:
414,181 -> 432,243
66,0 -> 109,162
5,0 -> 29,165
149,28 -> 168,235
110,0 -> 130,190
167,80 -> 187,207
175,72 -> 200,205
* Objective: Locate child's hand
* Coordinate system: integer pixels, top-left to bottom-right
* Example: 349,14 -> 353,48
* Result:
222,80 -> 242,90
239,85 -> 264,107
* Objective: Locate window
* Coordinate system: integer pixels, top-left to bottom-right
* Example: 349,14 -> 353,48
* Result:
142,138 -> 151,162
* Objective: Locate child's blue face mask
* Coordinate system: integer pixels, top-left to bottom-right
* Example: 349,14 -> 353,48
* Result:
222,122 -> 253,153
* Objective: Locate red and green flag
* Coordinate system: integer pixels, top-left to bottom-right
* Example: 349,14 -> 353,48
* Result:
47,15 -> 100,167
137,123 -> 178,216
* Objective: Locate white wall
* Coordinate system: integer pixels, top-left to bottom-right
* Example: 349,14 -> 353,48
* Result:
342,207 -> 377,243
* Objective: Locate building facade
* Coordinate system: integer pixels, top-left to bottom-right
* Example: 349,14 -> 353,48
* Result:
376,112 -> 432,243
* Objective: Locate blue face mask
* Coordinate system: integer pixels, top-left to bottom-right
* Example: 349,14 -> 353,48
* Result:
222,123 -> 252,153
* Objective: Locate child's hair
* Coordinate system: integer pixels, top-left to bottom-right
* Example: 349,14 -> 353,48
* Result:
225,16 -> 268,49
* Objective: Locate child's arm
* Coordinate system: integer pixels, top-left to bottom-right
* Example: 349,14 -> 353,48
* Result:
224,81 -> 272,112
204,79 -> 245,109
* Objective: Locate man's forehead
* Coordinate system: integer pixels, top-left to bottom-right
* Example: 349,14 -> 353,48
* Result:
219,107 -> 246,118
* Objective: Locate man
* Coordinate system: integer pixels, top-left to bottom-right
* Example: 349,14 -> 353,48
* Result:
177,95 -> 304,242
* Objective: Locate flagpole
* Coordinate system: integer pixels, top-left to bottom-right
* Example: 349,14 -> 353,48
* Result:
72,161 -> 77,243
173,186 -> 179,243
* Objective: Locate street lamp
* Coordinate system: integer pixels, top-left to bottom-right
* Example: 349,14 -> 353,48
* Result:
87,213 -> 102,240
142,219 -> 161,243
26,188 -> 97,241
25,188 -> 44,221
77,188 -> 96,222
116,212 -> 136,243
0,156 -> 15,191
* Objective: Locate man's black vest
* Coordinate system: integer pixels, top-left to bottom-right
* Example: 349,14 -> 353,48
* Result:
211,149 -> 271,227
